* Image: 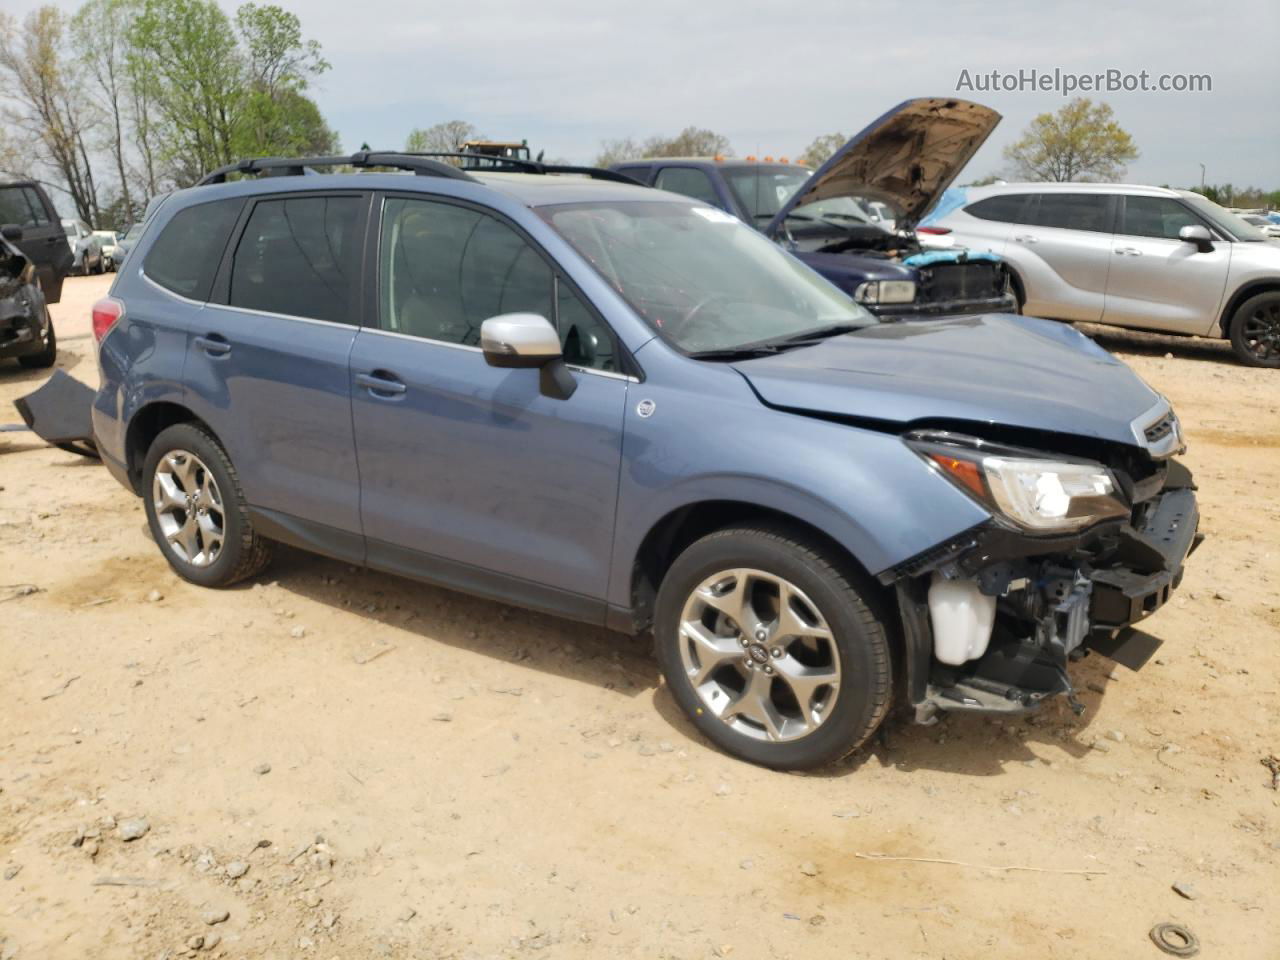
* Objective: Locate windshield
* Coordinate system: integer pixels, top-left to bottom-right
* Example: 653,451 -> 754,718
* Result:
722,166 -> 812,221
539,200 -> 875,355
1178,191 -> 1267,241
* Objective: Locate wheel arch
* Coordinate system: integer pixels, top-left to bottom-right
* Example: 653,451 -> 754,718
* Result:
1218,279 -> 1280,338
627,499 -> 899,645
123,401 -> 221,494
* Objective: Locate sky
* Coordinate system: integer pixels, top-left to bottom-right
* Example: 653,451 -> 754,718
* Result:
9,0 -> 1280,188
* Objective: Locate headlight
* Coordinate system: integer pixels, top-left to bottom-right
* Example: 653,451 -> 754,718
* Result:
908,434 -> 1129,533
854,280 -> 916,304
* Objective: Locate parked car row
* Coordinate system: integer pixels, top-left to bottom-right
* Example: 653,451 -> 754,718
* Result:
922,182 -> 1280,366
85,144 -> 1200,770
611,99 -> 1017,321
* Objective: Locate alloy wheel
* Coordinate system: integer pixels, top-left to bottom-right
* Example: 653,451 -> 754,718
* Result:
678,568 -> 841,742
1241,300 -> 1280,363
152,449 -> 225,567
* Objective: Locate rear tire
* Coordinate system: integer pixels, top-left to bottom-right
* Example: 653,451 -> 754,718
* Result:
17,310 -> 56,368
142,423 -> 274,587
654,524 -> 892,770
1229,291 -> 1280,368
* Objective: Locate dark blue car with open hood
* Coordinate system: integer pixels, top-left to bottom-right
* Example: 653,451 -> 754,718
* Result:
614,97 -> 1017,318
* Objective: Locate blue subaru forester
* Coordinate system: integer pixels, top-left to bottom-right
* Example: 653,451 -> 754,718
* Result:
91,150 -> 1200,769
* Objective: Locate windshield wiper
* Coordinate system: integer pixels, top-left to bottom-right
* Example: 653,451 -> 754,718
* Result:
774,322 -> 869,345
686,344 -> 783,361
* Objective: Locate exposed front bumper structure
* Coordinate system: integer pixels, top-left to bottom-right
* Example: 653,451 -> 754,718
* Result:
890,463 -> 1201,721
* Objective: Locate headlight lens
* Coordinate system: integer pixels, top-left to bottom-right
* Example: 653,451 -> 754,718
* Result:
854,280 -> 916,304
910,436 -> 1129,533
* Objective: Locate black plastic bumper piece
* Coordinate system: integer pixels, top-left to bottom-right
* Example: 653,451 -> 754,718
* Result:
1089,488 -> 1199,631
12,369 -> 99,458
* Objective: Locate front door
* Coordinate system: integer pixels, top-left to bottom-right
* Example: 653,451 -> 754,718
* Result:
1101,195 -> 1232,336
189,192 -> 367,548
349,194 -> 628,616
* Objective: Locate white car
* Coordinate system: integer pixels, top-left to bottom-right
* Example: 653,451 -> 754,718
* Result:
1237,213 -> 1280,239
922,183 -> 1280,367
92,230 -> 120,270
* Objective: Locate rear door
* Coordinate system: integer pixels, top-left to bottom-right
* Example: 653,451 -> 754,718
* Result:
0,184 -> 72,301
1101,195 -> 1231,335
952,192 -> 1032,256
190,191 -> 368,553
1006,193 -> 1115,321
348,193 -> 628,614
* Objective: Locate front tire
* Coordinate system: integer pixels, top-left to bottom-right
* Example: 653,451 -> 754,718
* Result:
1230,291 -> 1280,367
654,525 -> 892,770
142,423 -> 274,587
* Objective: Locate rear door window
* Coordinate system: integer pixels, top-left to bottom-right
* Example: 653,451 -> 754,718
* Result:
1031,193 -> 1111,232
653,167 -> 722,207
0,187 -> 50,228
1118,196 -> 1204,240
228,195 -> 363,323
144,198 -> 243,301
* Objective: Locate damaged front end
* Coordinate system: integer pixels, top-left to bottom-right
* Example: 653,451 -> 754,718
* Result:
0,234 -> 51,362
882,415 -> 1202,722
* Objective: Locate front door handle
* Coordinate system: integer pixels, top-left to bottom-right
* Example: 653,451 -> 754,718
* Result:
1012,234 -> 1040,244
355,371 -> 407,396
194,334 -> 231,357
1114,246 -> 1143,256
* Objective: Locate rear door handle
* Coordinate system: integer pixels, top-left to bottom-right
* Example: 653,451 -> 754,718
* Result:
355,371 -> 407,396
1012,234 -> 1040,244
194,334 -> 231,357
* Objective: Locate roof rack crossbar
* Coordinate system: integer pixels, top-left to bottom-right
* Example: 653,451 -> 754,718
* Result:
396,152 -> 642,184
196,153 -> 478,187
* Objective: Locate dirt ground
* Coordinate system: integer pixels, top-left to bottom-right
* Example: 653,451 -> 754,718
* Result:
2,274 -> 1278,960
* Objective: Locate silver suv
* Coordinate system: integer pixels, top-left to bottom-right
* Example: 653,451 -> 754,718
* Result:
925,182 -> 1280,367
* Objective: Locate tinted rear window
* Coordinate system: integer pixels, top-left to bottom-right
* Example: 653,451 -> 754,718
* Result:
1032,193 -> 1110,232
965,194 -> 1030,223
144,199 -> 242,300
0,186 -> 52,228
615,165 -> 652,185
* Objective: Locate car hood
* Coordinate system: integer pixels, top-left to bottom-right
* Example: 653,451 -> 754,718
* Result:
764,98 -> 1000,237
731,314 -> 1161,448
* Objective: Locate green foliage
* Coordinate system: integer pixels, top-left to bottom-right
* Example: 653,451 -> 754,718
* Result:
797,132 -> 844,169
1003,98 -> 1138,182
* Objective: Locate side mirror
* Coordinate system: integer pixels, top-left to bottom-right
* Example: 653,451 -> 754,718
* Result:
1,223 -> 22,242
1179,224 -> 1213,252
480,312 -> 577,400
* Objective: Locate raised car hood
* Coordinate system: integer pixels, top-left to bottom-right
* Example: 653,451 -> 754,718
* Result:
732,314 -> 1161,448
765,98 -> 1000,236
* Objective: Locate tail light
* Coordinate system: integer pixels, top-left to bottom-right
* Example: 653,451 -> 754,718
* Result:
92,297 -> 124,342
917,226 -> 952,235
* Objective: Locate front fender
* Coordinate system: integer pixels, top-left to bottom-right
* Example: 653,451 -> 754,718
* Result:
607,356 -> 990,610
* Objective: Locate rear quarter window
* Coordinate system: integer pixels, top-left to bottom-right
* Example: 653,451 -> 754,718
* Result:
965,194 -> 1031,224
143,198 -> 243,301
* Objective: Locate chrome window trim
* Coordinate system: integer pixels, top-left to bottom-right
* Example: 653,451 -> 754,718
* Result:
140,269 -> 210,307
358,325 -> 637,382
203,299 -> 357,330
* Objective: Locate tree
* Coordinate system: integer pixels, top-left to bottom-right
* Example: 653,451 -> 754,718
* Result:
797,132 -> 844,169
0,7 -> 101,222
128,0 -> 244,185
233,4 -> 331,159
405,120 -> 482,156
593,127 -> 733,167
1003,98 -> 1138,182
72,0 -> 138,222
